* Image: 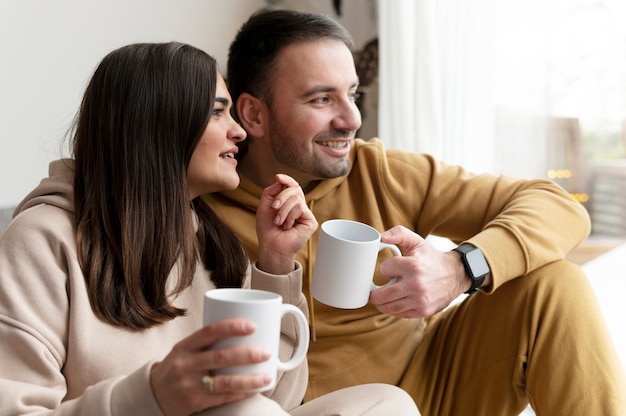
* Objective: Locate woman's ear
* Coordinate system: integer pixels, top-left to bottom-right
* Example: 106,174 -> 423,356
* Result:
236,93 -> 267,138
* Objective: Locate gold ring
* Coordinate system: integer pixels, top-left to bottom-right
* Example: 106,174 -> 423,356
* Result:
202,375 -> 215,394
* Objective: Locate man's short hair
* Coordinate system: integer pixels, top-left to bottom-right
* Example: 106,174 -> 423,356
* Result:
227,8 -> 354,106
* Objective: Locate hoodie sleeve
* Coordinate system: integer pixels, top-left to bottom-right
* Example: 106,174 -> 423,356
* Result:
251,261 -> 309,412
375,143 -> 591,290
0,203 -> 308,415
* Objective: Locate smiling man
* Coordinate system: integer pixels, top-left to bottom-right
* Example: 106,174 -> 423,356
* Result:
234,37 -> 359,189
205,8 -> 626,416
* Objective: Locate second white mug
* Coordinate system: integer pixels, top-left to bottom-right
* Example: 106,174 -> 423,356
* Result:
311,219 -> 401,309
203,288 -> 309,392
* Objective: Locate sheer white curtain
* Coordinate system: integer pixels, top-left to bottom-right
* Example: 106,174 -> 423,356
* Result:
378,0 -> 496,174
377,0 -> 626,182
377,0 -> 554,180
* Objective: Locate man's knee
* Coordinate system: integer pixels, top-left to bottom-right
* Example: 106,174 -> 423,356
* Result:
496,259 -> 601,324
511,259 -> 591,297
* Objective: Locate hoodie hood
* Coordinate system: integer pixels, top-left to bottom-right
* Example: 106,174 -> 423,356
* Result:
14,159 -> 75,218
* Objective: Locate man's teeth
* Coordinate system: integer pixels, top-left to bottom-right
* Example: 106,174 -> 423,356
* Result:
320,141 -> 348,149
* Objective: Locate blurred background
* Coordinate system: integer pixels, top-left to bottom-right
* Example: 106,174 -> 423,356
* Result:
2,0 -> 625,250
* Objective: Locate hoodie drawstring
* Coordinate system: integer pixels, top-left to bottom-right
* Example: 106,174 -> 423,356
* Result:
307,199 -> 317,342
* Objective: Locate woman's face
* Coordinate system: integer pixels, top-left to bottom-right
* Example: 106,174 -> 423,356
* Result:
187,74 -> 246,199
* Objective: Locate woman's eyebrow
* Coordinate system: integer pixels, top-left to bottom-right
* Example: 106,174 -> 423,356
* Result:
215,97 -> 229,106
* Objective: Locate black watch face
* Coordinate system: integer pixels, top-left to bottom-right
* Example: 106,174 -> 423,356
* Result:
466,249 -> 490,277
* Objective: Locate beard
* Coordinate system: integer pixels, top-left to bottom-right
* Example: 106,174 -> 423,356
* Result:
268,115 -> 352,180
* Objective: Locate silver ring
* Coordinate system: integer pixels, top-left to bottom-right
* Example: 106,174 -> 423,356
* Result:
202,374 -> 215,394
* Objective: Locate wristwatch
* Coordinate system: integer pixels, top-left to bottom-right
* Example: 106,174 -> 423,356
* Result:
453,244 -> 490,294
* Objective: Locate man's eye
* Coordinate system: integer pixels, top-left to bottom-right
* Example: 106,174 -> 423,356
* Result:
312,96 -> 330,104
350,92 -> 361,102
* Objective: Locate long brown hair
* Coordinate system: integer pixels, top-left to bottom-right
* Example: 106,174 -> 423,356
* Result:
72,42 -> 247,329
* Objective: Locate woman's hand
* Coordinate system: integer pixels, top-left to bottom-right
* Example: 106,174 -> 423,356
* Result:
150,318 -> 271,416
256,174 -> 318,274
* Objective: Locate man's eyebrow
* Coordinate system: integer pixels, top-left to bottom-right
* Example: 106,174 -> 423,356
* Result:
301,82 -> 359,99
301,85 -> 334,99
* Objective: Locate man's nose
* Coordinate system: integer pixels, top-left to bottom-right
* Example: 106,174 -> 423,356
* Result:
332,99 -> 362,133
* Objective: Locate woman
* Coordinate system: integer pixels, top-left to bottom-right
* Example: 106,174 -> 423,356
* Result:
0,42 -> 419,415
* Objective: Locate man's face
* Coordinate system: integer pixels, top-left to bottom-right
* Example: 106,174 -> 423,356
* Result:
266,39 -> 362,184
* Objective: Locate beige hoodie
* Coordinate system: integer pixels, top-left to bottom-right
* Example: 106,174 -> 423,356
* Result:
0,159 -> 308,415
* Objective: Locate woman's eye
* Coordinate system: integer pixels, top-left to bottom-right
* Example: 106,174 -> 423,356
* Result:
212,107 -> 225,117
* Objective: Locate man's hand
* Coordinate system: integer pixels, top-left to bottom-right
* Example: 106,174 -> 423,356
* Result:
368,225 -> 470,318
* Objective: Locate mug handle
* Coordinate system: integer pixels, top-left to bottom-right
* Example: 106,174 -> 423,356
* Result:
371,242 -> 402,290
276,304 -> 310,371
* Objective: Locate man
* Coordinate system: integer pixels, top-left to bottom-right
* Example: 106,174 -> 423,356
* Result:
205,8 -> 626,415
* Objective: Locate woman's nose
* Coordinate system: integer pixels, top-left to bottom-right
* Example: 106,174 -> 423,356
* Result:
229,119 -> 247,143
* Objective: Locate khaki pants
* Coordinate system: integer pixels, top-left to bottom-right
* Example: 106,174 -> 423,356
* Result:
401,260 -> 626,415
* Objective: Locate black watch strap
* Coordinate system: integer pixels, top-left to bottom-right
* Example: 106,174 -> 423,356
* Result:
453,244 -> 490,294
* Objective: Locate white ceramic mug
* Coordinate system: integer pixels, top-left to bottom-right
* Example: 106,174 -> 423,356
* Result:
311,219 -> 402,309
203,288 -> 309,392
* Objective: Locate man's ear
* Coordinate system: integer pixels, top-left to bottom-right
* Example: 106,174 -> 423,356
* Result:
236,93 -> 267,138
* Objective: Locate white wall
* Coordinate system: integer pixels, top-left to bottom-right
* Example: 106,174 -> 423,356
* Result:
0,0 -> 378,208
277,0 -> 378,50
0,0 -> 264,208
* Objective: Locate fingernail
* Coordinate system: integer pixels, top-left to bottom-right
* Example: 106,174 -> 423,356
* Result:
261,349 -> 271,360
272,199 -> 281,208
243,321 -> 256,332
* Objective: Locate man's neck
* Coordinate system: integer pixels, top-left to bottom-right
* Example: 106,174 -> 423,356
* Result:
237,153 -> 318,192
237,154 -> 275,189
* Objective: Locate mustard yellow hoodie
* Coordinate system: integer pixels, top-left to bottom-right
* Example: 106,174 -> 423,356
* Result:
0,159 -> 308,415
205,138 -> 590,401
